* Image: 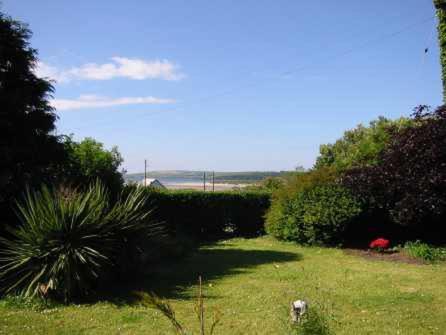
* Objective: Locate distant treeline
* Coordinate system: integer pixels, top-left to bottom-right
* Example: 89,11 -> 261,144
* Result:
125,170 -> 292,184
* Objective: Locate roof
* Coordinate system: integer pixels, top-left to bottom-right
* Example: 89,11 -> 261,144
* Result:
140,178 -> 166,189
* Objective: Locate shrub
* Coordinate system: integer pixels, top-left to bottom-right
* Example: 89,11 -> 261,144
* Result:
265,197 -> 300,241
299,186 -> 361,245
404,241 -> 446,262
266,168 -> 361,245
0,182 -> 160,302
265,168 -> 338,239
135,188 -> 271,240
266,183 -> 361,245
342,105 -> 446,239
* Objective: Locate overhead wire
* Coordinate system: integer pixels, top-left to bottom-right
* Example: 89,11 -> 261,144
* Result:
59,15 -> 436,130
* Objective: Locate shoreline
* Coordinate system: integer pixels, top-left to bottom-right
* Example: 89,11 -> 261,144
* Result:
165,182 -> 248,191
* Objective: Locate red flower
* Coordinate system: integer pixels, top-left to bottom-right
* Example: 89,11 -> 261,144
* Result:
369,238 -> 390,249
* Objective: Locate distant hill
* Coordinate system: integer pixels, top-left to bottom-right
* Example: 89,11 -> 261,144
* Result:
124,170 -> 290,184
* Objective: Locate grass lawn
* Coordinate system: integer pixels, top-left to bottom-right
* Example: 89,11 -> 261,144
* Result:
1,237 -> 446,334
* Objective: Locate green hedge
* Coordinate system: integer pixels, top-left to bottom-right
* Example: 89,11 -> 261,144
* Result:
132,188 -> 271,240
266,184 -> 362,245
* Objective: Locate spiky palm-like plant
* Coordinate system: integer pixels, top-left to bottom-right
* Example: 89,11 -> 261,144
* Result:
0,182 -> 159,302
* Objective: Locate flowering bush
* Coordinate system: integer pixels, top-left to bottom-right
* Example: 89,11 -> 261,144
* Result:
369,238 -> 390,250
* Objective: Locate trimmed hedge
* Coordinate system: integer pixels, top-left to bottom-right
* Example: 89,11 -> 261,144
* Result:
133,188 -> 271,240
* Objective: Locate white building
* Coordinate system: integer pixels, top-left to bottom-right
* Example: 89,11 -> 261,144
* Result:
140,178 -> 166,190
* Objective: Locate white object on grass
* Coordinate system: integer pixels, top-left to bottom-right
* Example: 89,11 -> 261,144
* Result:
290,300 -> 308,323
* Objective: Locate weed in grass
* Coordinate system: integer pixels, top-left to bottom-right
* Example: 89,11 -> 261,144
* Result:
0,294 -> 60,311
290,307 -> 334,335
136,276 -> 221,335
284,267 -> 338,335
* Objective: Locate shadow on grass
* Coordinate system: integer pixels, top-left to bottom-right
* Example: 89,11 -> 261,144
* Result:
95,247 -> 301,304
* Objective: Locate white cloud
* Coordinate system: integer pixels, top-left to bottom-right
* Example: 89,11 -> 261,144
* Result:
34,61 -> 71,82
52,95 -> 175,111
35,57 -> 185,83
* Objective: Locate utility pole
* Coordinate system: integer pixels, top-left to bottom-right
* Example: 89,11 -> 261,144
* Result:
144,159 -> 147,186
212,171 -> 215,192
434,0 -> 446,101
203,172 -> 206,191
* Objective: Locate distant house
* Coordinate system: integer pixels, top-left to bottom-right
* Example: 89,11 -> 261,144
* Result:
139,178 -> 166,190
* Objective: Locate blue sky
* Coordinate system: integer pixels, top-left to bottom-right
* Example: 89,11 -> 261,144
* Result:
3,0 -> 442,172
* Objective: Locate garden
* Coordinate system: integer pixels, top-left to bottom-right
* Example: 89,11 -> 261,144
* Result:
1,238 -> 446,334
2,4 -> 446,335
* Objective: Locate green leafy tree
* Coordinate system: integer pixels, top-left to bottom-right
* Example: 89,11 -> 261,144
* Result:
314,117 -> 412,171
0,12 -> 65,222
62,137 -> 125,193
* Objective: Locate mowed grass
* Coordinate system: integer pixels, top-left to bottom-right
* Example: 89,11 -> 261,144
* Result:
1,237 -> 446,334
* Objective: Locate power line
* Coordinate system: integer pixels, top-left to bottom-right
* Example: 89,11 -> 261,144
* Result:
177,15 -> 436,111
56,15 -> 436,130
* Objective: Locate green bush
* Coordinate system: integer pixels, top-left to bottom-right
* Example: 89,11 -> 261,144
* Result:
59,136 -> 125,196
404,241 -> 446,262
266,184 -> 361,245
134,188 -> 271,240
0,182 -> 160,302
265,196 -> 302,242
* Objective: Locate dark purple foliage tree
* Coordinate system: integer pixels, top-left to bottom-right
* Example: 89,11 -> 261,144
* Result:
343,105 -> 446,235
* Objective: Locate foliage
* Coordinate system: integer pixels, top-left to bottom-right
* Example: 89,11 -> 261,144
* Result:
291,308 -> 334,335
139,292 -> 186,334
61,136 -> 124,194
245,176 -> 286,192
314,117 -> 412,171
0,182 -> 160,302
342,106 -> 446,236
138,277 -> 221,335
260,177 -> 286,192
435,0 -> 446,101
404,241 -> 446,262
269,167 -> 338,204
0,11 -> 66,224
135,188 -> 271,240
266,167 -> 360,244
266,183 -> 361,245
0,294 -> 60,311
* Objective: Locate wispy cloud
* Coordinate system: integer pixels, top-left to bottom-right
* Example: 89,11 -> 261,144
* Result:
35,62 -> 67,82
52,95 -> 175,111
35,57 -> 185,83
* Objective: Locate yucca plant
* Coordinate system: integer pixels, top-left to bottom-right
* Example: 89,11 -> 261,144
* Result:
0,182 -> 161,303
